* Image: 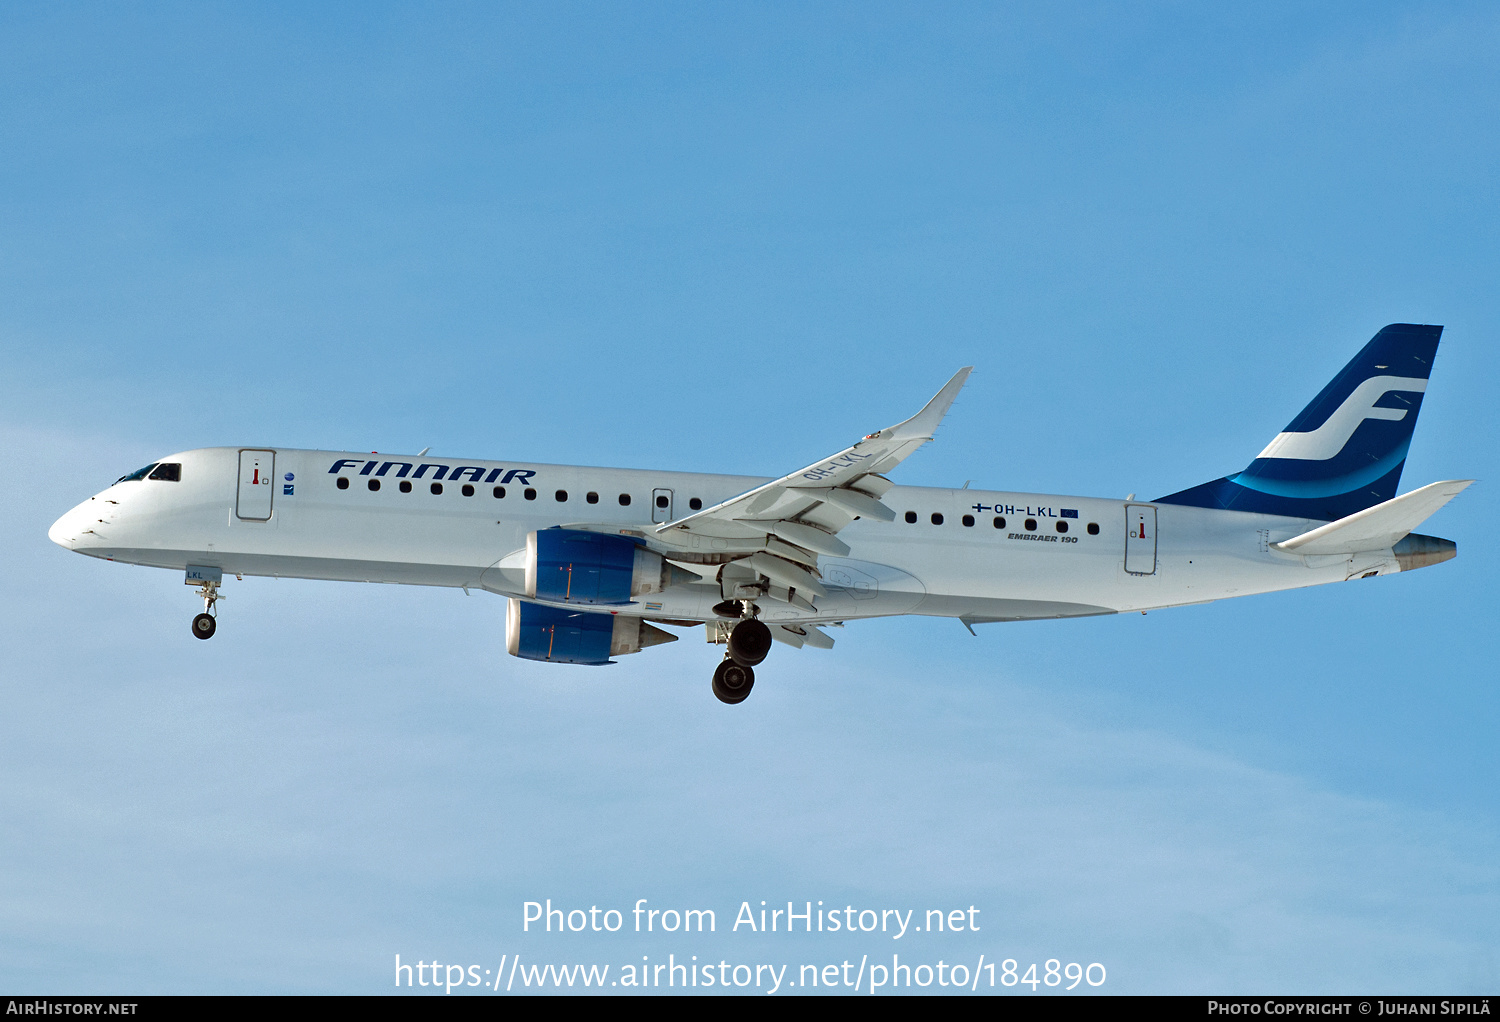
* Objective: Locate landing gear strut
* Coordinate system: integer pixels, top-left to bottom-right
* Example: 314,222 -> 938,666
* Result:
191,580 -> 222,640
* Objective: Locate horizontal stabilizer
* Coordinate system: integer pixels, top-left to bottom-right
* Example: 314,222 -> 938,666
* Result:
1273,479 -> 1472,555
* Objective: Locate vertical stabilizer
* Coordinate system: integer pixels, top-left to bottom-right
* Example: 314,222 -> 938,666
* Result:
1157,324 -> 1441,520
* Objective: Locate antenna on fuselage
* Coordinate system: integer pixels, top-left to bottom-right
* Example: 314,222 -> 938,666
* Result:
417,447 -> 430,456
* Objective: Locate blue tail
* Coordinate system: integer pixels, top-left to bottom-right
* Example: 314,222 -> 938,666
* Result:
1157,324 -> 1442,521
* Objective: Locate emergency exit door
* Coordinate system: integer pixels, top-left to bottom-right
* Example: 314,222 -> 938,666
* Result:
1124,504 -> 1156,575
237,450 -> 276,521
651,488 -> 674,524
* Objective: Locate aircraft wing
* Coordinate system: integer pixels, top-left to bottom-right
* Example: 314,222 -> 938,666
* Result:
655,368 -> 972,586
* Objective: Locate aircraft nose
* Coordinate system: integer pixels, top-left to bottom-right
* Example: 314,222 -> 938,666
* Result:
48,500 -> 92,549
48,510 -> 73,548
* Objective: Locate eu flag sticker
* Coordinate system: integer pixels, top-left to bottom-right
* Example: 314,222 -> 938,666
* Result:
1061,508 -> 1078,518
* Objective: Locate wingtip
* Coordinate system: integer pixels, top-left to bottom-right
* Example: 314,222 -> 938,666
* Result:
1431,478 -> 1476,493
898,366 -> 975,436
935,366 -> 974,399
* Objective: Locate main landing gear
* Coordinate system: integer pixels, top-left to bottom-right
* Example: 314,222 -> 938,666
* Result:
712,616 -> 773,705
191,580 -> 222,640
712,659 -> 754,704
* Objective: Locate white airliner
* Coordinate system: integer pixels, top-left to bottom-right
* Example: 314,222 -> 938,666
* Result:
50,324 -> 1468,703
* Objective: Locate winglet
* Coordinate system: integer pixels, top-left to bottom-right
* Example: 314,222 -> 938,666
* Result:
886,367 -> 973,441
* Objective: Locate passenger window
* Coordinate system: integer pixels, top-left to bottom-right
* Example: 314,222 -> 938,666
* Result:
525,488 -> 537,500
905,511 -> 917,523
1056,521 -> 1068,533
400,481 -> 412,493
493,486 -> 506,499
689,497 -> 702,511
148,463 -> 181,481
556,490 -> 568,502
462,484 -> 475,497
336,477 -> 350,490
368,479 -> 381,492
619,493 -> 631,506
586,492 -> 599,504
656,495 -> 669,509
1087,522 -> 1100,535
430,482 -> 443,495
962,514 -> 975,527
992,516 -> 1006,529
1024,518 -> 1037,531
931,513 -> 944,525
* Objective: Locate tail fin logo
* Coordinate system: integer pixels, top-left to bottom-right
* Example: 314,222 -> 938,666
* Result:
1256,376 -> 1427,462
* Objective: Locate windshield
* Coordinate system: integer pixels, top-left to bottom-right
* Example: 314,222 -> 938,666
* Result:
114,463 -> 157,484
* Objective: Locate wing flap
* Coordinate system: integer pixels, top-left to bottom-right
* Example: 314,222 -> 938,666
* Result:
748,552 -> 828,599
788,485 -> 898,522
764,520 -> 851,558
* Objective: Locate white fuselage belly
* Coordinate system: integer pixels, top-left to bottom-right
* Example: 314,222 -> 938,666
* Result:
50,447 -> 1396,625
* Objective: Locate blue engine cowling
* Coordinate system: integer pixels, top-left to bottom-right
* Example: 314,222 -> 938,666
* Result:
505,599 -> 680,665
506,599 -> 617,665
525,528 -> 654,606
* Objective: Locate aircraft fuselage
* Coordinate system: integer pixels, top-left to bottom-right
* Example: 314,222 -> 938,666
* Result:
48,445 -> 1422,629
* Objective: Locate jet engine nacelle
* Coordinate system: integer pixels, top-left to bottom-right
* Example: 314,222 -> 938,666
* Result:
505,599 -> 678,665
524,528 -> 692,605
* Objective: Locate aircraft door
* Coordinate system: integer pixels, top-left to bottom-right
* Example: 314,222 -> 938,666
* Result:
1124,504 -> 1156,575
237,450 -> 276,520
651,488 -> 674,524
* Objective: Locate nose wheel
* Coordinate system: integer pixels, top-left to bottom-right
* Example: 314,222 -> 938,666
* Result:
190,580 -> 223,640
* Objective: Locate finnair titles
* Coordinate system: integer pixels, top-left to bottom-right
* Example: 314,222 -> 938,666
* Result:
50,324 -> 1469,704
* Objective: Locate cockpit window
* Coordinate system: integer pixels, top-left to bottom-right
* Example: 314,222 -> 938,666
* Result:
115,463 -> 157,484
148,463 -> 181,481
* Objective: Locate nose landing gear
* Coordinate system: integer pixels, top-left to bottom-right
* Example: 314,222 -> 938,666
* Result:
190,580 -> 223,640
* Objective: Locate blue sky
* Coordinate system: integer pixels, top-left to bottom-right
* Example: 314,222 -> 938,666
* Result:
2,2 -> 1496,994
